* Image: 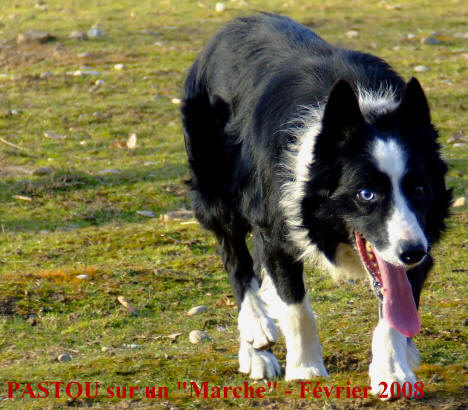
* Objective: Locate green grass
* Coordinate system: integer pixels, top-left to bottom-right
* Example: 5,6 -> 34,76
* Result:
0,0 -> 467,408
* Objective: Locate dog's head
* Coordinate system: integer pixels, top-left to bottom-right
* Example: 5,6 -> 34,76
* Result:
306,78 -> 451,336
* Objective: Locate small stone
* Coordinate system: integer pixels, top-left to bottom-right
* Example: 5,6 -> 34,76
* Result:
87,28 -> 103,38
136,210 -> 155,218
17,30 -> 55,44
76,274 -> 90,280
189,330 -> 210,344
448,131 -> 467,144
171,98 -> 181,105
44,131 -> 67,140
187,305 -> 207,316
32,167 -> 52,176
422,37 -> 442,45
127,133 -> 137,149
345,30 -> 359,39
122,343 -> 139,349
69,31 -> 88,40
77,52 -> 95,58
215,2 -> 226,12
98,169 -> 120,175
114,63 -> 124,70
413,65 -> 429,72
452,197 -> 466,208
58,353 -> 72,362
429,373 -> 441,384
160,209 -> 193,222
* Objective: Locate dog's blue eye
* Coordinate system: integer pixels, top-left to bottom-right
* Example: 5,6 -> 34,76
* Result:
358,189 -> 375,201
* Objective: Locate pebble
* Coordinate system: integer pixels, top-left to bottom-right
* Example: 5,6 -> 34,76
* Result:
98,169 -> 120,175
58,353 -> 72,362
422,36 -> 442,45
215,2 -> 226,12
76,274 -> 90,280
44,131 -> 67,139
160,209 -> 193,222
345,30 -> 359,39
189,330 -> 210,344
17,30 -> 55,44
87,28 -> 103,38
122,343 -> 139,349
114,63 -> 124,70
68,69 -> 100,76
136,210 -> 155,218
452,197 -> 466,208
413,65 -> 429,72
32,167 -> 52,176
127,133 -> 137,149
171,98 -> 181,105
187,305 -> 207,316
69,31 -> 88,40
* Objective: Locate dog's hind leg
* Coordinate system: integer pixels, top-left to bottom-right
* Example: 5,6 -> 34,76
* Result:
256,233 -> 328,380
217,232 -> 280,379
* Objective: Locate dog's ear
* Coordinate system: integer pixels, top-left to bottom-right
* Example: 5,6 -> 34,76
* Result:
397,77 -> 432,128
318,80 -> 365,156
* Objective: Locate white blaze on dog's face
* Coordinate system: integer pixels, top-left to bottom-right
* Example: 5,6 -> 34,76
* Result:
371,138 -> 428,266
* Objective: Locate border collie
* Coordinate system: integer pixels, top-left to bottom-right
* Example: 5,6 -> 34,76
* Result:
181,13 -> 450,395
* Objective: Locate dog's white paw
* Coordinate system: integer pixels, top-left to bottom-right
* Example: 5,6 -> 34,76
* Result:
238,341 -> 281,380
370,320 -> 422,400
369,363 -> 419,400
285,362 -> 328,381
238,290 -> 278,349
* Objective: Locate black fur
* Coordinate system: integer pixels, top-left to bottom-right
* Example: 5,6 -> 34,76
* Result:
182,13 -> 451,377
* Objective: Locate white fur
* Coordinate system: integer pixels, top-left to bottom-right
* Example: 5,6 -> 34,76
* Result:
280,105 -> 324,261
357,85 -> 399,118
369,320 -> 420,399
238,340 -> 281,379
371,138 -> 428,266
238,279 -> 278,350
259,272 -> 328,380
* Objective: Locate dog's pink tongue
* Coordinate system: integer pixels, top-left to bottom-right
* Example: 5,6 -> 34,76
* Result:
376,254 -> 421,337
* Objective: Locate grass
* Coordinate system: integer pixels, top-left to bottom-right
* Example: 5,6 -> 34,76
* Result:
0,0 -> 466,408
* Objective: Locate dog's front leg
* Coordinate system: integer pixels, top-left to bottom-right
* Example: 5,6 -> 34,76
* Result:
258,240 -> 328,380
369,319 -> 421,399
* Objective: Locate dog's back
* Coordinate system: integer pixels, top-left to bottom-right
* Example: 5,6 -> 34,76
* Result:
182,13 -> 405,233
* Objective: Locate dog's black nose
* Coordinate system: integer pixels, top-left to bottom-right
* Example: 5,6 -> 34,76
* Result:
399,243 -> 427,265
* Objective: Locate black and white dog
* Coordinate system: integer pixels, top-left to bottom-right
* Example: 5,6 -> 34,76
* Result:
182,13 -> 450,395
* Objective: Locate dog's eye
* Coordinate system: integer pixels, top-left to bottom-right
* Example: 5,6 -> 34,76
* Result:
413,185 -> 424,198
357,189 -> 376,202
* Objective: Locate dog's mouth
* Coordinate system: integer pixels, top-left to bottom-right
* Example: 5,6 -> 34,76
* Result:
354,232 -> 421,337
